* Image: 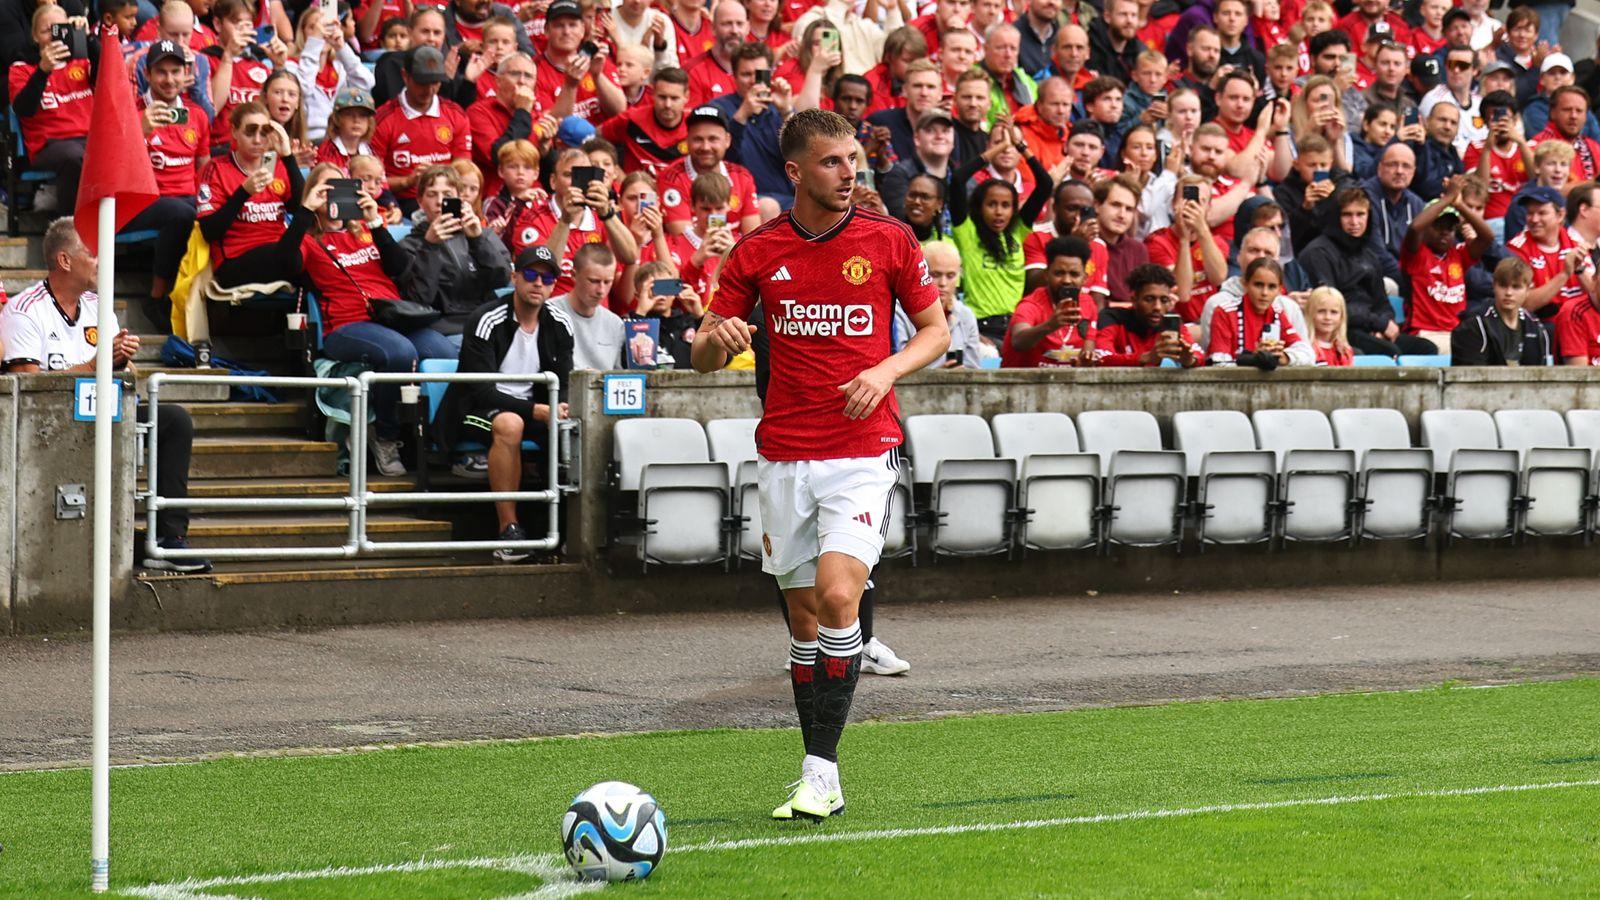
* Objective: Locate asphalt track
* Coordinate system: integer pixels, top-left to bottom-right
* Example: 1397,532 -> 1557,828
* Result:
3,578 -> 1599,769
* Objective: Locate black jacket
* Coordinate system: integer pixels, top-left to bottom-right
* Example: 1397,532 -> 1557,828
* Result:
1274,168 -> 1359,255
433,299 -> 573,448
1086,19 -> 1139,85
1450,307 -> 1549,366
1298,205 -> 1397,335
397,218 -> 513,329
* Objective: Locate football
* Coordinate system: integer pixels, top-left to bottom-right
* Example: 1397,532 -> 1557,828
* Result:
560,781 -> 667,882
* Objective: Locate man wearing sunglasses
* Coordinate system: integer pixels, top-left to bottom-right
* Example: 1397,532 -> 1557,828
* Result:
1420,44 -> 1483,155
435,244 -> 573,563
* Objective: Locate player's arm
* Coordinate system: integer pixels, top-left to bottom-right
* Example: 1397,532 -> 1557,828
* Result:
690,310 -> 756,372
838,300 -> 948,420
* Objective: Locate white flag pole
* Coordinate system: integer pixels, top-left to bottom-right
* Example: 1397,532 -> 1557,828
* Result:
90,195 -> 115,893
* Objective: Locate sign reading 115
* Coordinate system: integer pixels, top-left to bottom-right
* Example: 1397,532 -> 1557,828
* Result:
603,374 -> 647,416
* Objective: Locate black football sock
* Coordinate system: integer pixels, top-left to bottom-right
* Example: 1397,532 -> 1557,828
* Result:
789,637 -> 818,753
859,576 -> 875,644
810,620 -> 863,764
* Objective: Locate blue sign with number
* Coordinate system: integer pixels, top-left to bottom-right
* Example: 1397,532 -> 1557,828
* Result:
73,379 -> 122,423
602,373 -> 647,416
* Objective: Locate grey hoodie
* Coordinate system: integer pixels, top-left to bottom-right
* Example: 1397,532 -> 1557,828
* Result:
397,211 -> 514,333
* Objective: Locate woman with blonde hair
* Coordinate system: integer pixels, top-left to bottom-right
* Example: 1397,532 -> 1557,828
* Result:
1290,75 -> 1352,171
1305,286 -> 1354,366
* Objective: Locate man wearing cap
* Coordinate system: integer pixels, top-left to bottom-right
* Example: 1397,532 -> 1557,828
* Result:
373,8 -> 477,108
878,109 -> 956,223
1507,183 -> 1595,317
132,39 -> 206,303
656,103 -> 759,235
1421,44 -> 1483,155
371,45 -> 473,214
597,66 -> 689,178
1522,54 -> 1600,143
1336,0 -> 1410,56
535,0 -> 624,123
467,51 -> 544,198
436,243 -> 573,563
131,0 -> 215,120
685,0 -> 745,107
1400,181 -> 1493,352
1533,85 -> 1600,184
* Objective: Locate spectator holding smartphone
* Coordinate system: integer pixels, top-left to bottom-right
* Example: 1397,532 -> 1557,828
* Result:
197,103 -> 307,289
1207,257 -> 1309,368
133,40 -> 206,304
291,6 -> 376,143
624,261 -> 704,369
1002,236 -> 1098,368
541,146 -> 639,295
1145,176 -> 1228,322
399,164 -> 513,348
208,0 -> 288,150
640,170 -> 732,311
1094,264 -> 1203,367
1463,91 -> 1532,242
9,5 -> 94,213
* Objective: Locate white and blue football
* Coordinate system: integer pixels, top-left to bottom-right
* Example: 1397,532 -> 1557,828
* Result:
560,781 -> 667,882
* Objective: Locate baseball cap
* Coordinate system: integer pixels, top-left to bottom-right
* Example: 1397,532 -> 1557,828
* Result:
555,114 -> 596,147
1366,21 -> 1392,43
146,39 -> 186,71
546,0 -> 581,21
1541,52 -> 1574,74
333,86 -> 375,113
1517,186 -> 1565,208
1481,60 -> 1516,79
687,105 -> 729,130
516,244 -> 558,271
1410,56 -> 1441,89
916,109 -> 955,130
1426,200 -> 1460,221
406,45 -> 448,84
1441,7 -> 1470,29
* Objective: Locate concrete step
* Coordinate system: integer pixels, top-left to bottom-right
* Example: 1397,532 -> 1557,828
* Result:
0,235 -> 35,269
132,367 -> 229,403
3,268 -> 152,298
179,475 -> 414,498
136,512 -> 453,550
132,333 -> 167,363
187,400 -> 308,433
190,434 -> 340,479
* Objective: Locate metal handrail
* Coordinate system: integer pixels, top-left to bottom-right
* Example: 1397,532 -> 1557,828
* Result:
142,370 -> 567,563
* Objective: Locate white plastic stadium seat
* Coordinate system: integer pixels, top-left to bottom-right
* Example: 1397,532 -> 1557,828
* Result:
1441,448 -> 1520,541
707,419 -> 762,563
905,415 -> 1012,557
1078,411 -> 1186,548
1493,409 -> 1570,463
1331,408 -> 1431,541
1421,409 -> 1501,474
1252,410 -> 1355,542
1565,410 -> 1600,458
1173,411 -> 1274,545
1521,447 -> 1592,537
992,413 -> 1100,551
614,419 -> 728,567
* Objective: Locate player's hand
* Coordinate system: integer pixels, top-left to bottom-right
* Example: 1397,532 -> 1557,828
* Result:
837,364 -> 895,420
706,314 -> 756,357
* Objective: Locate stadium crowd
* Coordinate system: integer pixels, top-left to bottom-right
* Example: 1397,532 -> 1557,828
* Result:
7,0 -> 1600,548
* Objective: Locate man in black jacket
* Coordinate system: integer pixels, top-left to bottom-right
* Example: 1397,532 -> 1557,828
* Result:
437,245 -> 574,561
1086,0 -> 1140,85
1451,256 -> 1550,365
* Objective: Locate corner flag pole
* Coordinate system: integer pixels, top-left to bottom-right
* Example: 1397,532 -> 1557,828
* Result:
90,195 -> 115,893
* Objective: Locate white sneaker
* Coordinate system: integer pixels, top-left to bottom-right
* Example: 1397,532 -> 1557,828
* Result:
772,756 -> 844,820
861,637 -> 910,676
32,183 -> 57,213
452,453 -> 489,479
370,433 -> 406,477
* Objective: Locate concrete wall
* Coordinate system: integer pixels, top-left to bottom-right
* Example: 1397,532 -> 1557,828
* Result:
4,374 -> 137,634
0,379 -> 14,633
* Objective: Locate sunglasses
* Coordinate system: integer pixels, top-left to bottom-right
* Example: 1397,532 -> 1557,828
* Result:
1447,60 -> 1474,71
520,269 -> 558,285
241,123 -> 272,138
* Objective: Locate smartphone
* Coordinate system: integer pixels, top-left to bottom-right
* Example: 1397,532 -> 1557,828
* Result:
637,197 -> 653,211
946,349 -> 964,365
571,165 -> 602,192
1161,313 -> 1182,334
1182,184 -> 1200,203
854,169 -> 868,185
654,278 -> 683,297
256,24 -> 275,45
441,196 -> 463,218
168,104 -> 188,125
326,177 -> 364,220
1080,205 -> 1096,221
820,27 -> 841,54
1492,107 -> 1509,122
1312,170 -> 1331,182
50,23 -> 87,59
1153,92 -> 1167,104
1404,107 -> 1419,127
754,68 -> 772,86
320,0 -> 338,22
1056,284 -> 1080,304
260,150 -> 278,173
578,40 -> 599,57
707,212 -> 728,230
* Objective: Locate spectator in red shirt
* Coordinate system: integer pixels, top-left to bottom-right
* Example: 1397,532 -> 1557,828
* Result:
535,0 -> 625,123
1534,86 -> 1600,185
1305,286 -> 1355,366
598,66 -> 689,177
466,52 -> 547,198
1095,264 -> 1203,366
641,170 -> 734,306
909,0 -> 973,58
1024,179 -> 1096,292
1091,173 -> 1149,307
685,0 -> 744,106
658,104 -> 761,235
1146,176 -> 1229,322
132,40 -> 207,303
1507,185 -> 1594,318
1002,235 -> 1100,367
196,103 -> 308,289
9,5 -> 94,214
1464,90 -> 1533,232
371,45 -> 473,214
208,0 -> 290,151
318,86 -> 378,171
1207,257 -> 1307,367
543,146 -> 639,294
667,0 -> 713,60
1400,184 -> 1494,353
1335,0 -> 1410,55
861,26 -> 925,116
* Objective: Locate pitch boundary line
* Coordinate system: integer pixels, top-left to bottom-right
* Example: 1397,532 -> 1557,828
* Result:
124,778 -> 1600,898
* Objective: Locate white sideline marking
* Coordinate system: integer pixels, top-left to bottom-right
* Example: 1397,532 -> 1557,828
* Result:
125,778 -> 1600,898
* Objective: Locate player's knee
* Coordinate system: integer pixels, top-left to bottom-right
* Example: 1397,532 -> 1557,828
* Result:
817,580 -> 859,616
492,412 -> 524,443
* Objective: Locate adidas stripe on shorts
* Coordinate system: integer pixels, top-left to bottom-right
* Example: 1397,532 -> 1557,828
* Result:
757,450 -> 900,590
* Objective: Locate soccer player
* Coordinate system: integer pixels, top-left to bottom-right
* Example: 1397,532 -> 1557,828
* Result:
691,109 -> 949,822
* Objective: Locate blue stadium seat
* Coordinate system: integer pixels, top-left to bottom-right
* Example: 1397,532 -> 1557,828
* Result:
1397,354 -> 1450,367
1352,355 -> 1397,366
6,109 -> 56,237
116,230 -> 159,246
387,222 -> 413,242
419,357 -> 540,452
1388,295 -> 1405,324
978,355 -> 1000,369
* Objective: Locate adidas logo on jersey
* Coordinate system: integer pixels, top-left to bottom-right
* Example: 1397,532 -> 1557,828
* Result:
396,133 -> 411,144
770,266 -> 792,281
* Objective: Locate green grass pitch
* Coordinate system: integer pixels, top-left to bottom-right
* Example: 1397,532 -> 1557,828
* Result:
4,678 -> 1600,897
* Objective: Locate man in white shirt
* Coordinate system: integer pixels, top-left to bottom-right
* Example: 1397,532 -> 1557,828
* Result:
0,219 -> 210,572
546,243 -> 625,370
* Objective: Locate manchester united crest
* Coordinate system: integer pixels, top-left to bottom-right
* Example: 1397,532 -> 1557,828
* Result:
270,179 -> 286,195
1447,261 -> 1463,280
842,255 -> 872,285
436,126 -> 453,142
84,326 -> 97,346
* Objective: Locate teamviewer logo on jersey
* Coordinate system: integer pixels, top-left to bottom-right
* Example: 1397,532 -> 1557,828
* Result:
843,305 -> 872,336
772,300 -> 874,337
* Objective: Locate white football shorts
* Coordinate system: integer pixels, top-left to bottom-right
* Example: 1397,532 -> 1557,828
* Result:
756,450 -> 901,590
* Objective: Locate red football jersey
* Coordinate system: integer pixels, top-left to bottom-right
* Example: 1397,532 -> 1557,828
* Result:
1094,310 -> 1203,365
1533,127 -> 1600,184
353,0 -> 405,50
197,154 -> 293,262
212,56 -> 273,149
467,96 -> 523,197
640,230 -> 717,307
685,52 -> 736,108
1401,241 -> 1477,333
370,96 -> 472,199
596,104 -> 687,177
1462,140 -> 1528,219
1555,296 -> 1600,362
1209,174 -> 1242,245
657,157 -> 758,225
143,97 -> 210,196
314,136 -> 370,171
1143,227 -> 1228,322
7,59 -> 93,156
861,64 -> 905,115
1207,298 -> 1305,364
671,12 -> 715,62
134,18 -> 217,50
534,55 -> 620,122
1314,342 -> 1354,366
1508,227 -> 1592,316
999,286 -> 1099,368
710,208 -> 939,461
301,226 -> 398,334
486,195 -> 605,295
